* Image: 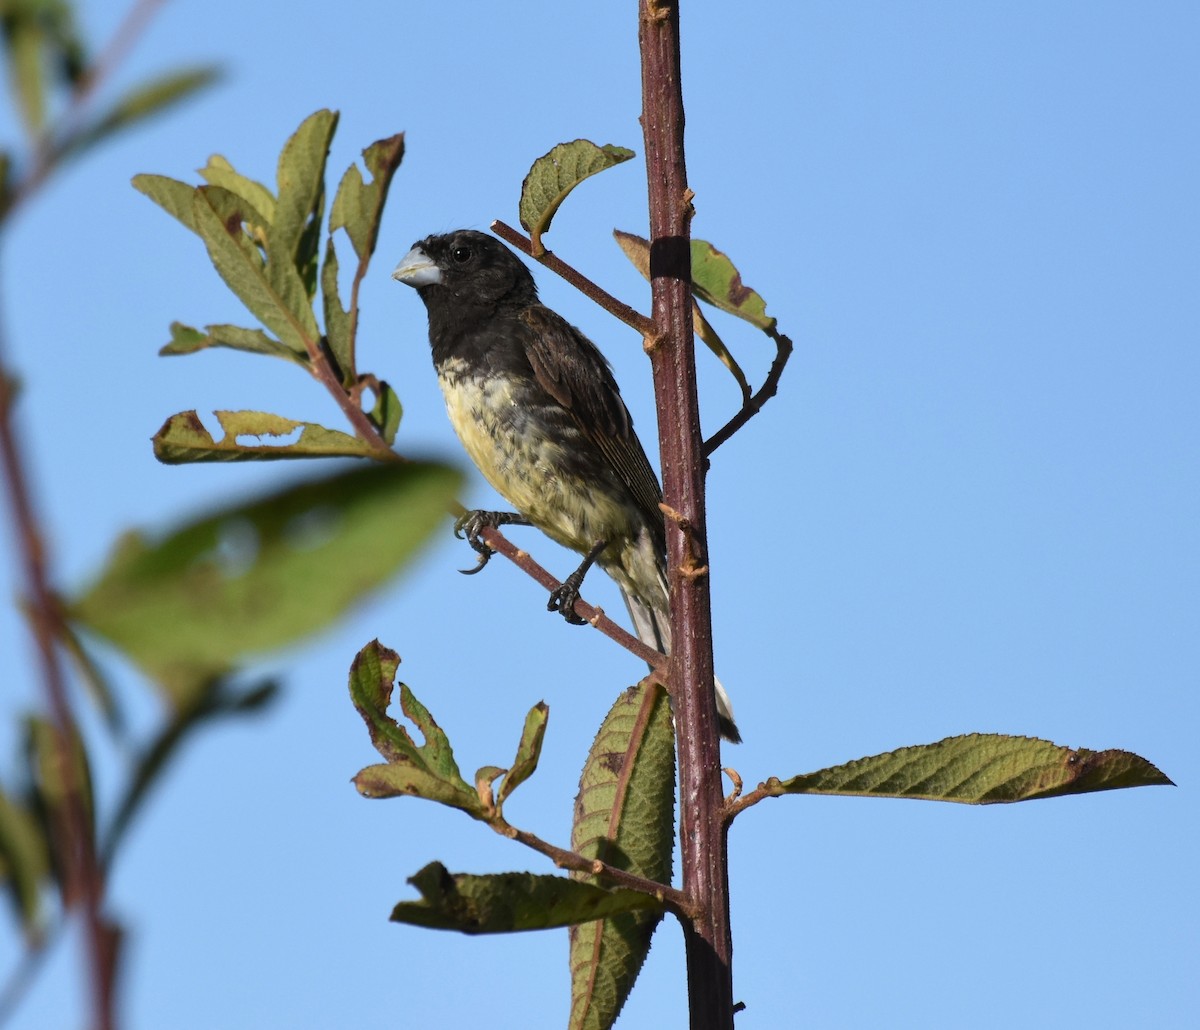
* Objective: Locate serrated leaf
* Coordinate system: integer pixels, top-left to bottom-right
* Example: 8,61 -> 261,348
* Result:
152,410 -> 375,462
0,789 -> 50,939
271,109 -> 336,303
70,464 -> 460,704
330,132 -> 405,260
190,186 -> 316,353
158,321 -> 307,365
197,154 -> 276,223
769,733 -> 1174,805
392,862 -> 663,934
519,140 -> 635,254
496,702 -> 549,808
614,230 -> 752,401
570,683 -> 675,1030
689,239 -> 775,331
349,642 -> 480,814
320,237 -> 353,383
368,381 -> 402,446
59,66 -> 220,163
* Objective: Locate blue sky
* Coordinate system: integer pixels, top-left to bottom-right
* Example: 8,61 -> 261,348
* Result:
0,2 -> 1196,1027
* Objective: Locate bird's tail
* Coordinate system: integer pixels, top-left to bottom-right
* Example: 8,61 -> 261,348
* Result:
620,588 -> 741,743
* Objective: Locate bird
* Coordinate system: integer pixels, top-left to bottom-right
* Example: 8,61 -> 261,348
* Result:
393,229 -> 739,742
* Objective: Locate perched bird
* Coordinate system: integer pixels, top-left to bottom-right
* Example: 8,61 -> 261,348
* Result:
393,230 -> 739,742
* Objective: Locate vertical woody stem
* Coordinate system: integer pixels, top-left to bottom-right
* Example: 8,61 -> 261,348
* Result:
637,2 -> 734,1028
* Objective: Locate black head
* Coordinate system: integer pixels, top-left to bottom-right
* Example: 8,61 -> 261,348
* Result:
392,230 -> 537,314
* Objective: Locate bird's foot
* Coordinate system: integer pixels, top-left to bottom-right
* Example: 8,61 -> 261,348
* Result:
546,538 -> 608,625
547,575 -> 588,625
453,510 -> 529,575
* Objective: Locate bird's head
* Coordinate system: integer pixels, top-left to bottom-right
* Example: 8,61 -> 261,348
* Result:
392,230 -> 537,313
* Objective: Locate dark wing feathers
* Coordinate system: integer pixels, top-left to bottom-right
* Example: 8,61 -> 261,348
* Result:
518,305 -> 665,542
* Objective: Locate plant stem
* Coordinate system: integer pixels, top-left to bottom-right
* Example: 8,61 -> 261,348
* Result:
0,283 -> 116,1030
490,220 -> 655,335
637,2 -> 734,1028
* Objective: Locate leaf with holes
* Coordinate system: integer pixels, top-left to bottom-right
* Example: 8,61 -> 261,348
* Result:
152,410 -> 375,462
391,862 -> 664,934
350,642 -> 480,814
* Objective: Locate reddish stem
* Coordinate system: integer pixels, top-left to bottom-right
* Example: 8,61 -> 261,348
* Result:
637,2 -> 735,1028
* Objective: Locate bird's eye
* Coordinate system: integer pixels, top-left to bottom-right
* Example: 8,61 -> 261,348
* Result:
450,245 -> 473,264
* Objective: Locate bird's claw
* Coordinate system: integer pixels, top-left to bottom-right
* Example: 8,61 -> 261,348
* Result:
454,511 -> 496,574
547,580 -> 588,625
453,510 -> 530,575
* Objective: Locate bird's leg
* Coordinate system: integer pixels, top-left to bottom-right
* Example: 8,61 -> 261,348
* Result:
453,510 -> 531,575
547,538 -> 608,626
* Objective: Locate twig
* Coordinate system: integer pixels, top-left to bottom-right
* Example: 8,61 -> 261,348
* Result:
493,819 -> 693,918
0,6 -> 175,1026
10,0 -> 169,219
703,326 -> 793,457
0,317 -> 116,1030
491,220 -> 656,336
464,513 -> 668,672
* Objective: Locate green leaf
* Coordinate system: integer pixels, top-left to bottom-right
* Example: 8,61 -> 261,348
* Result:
769,733 -> 1174,805
152,410 -> 375,462
0,789 -> 50,939
614,229 -> 753,401
158,322 -> 308,365
350,641 -> 480,815
6,16 -> 46,136
391,862 -> 663,934
70,463 -> 460,705
270,109 -> 336,303
330,132 -> 405,260
59,66 -> 220,163
569,683 -> 675,1030
23,716 -> 94,898
519,140 -> 635,255
368,381 -> 402,446
131,173 -> 201,232
320,238 -> 353,384
689,239 -> 776,332
197,154 -> 276,223
191,185 -> 318,353
496,702 -> 549,808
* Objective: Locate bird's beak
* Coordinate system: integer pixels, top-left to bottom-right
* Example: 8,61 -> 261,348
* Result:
392,245 -> 442,287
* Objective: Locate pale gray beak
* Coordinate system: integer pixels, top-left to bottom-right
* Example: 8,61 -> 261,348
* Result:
392,245 -> 442,287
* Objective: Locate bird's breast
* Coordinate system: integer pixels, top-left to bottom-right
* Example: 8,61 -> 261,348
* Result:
436,357 -> 635,556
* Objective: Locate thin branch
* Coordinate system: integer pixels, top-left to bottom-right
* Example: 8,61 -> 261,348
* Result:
491,220 -> 655,336
306,342 -> 402,462
466,515 -> 669,672
9,0 -> 169,219
493,819 -> 693,919
724,781 -> 778,822
0,315 -> 117,1030
703,326 -> 793,457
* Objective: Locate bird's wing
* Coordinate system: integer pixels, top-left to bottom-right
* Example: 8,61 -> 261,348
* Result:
518,305 -> 665,540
